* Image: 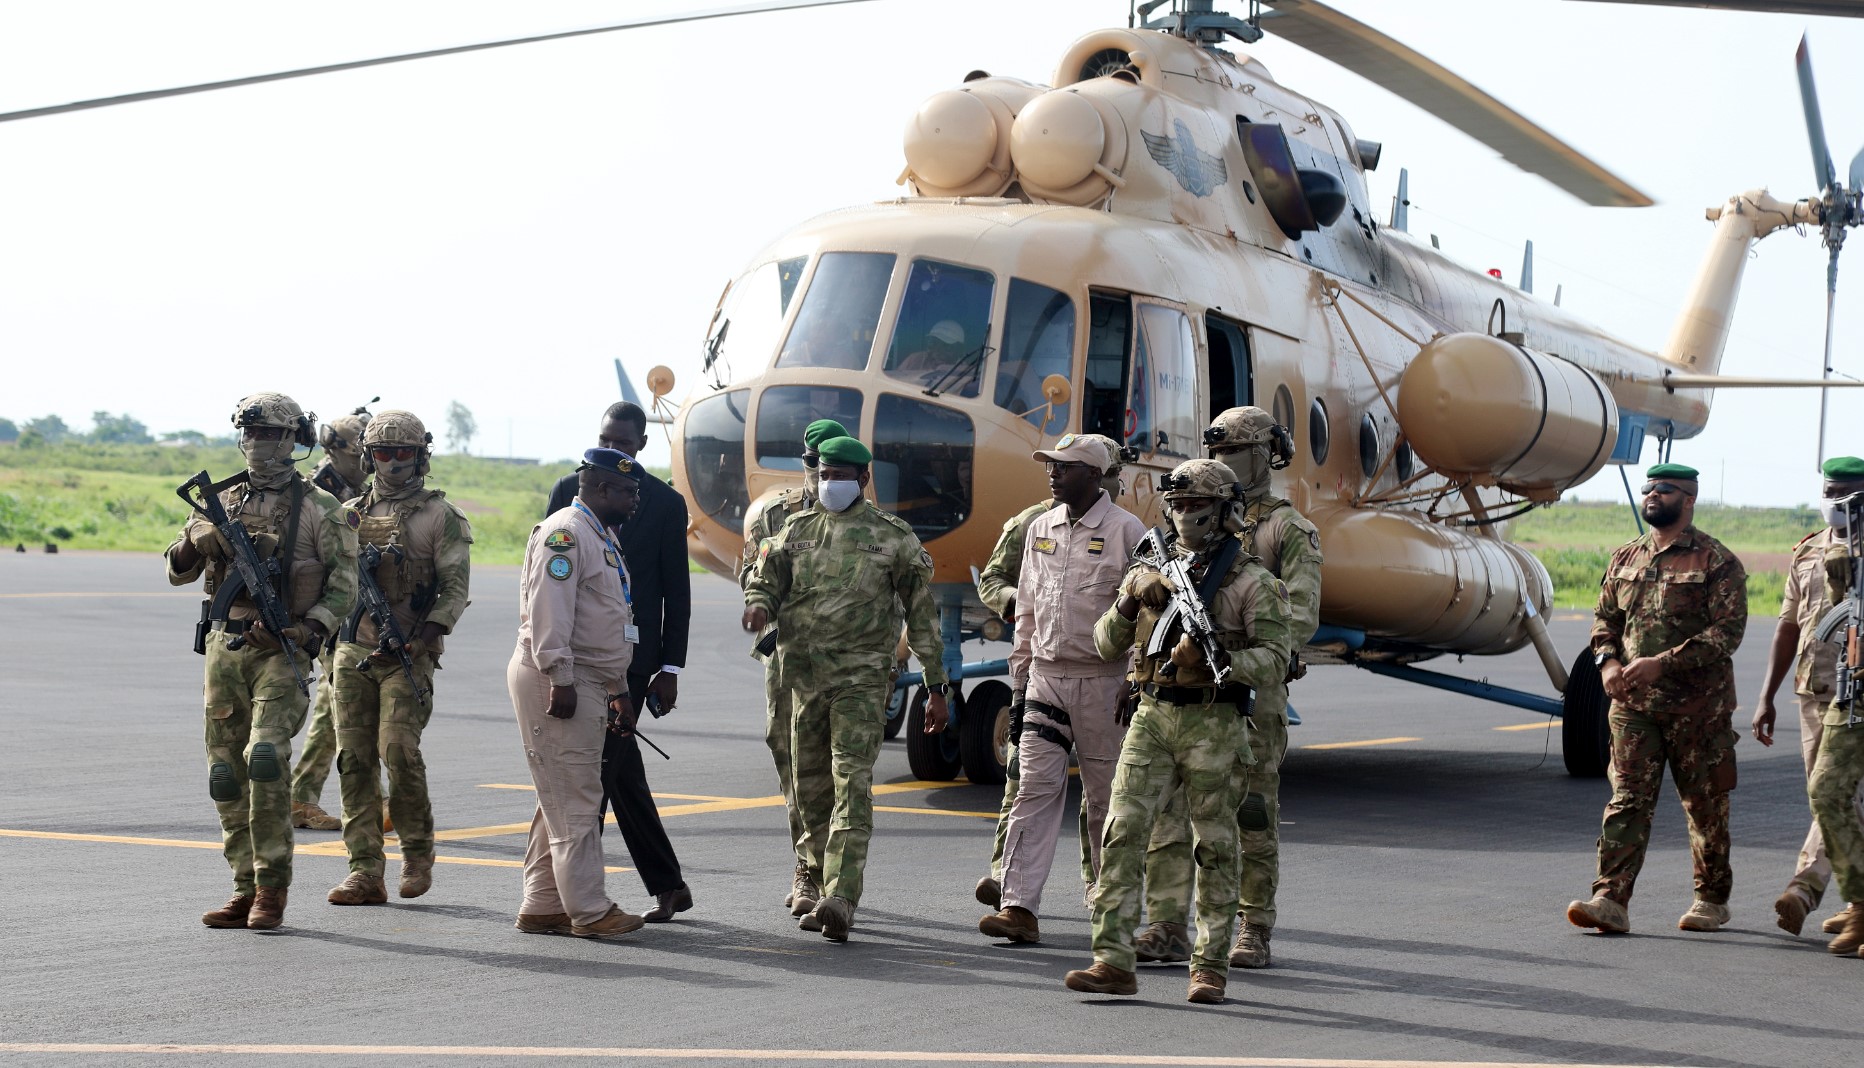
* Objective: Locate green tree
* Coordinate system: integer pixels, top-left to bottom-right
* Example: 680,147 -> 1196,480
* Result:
160,429 -> 210,446
0,418 -> 17,443
23,415 -> 69,445
89,410 -> 153,444
445,400 -> 477,454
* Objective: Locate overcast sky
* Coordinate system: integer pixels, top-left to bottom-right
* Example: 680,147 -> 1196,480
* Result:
3,0 -> 1863,506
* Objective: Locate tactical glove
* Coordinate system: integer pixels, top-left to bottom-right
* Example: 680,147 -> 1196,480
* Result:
247,622 -> 314,653
188,524 -> 233,561
1131,571 -> 1174,610
1170,633 -> 1204,670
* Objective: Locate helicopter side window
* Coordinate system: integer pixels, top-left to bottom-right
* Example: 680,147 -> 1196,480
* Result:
682,389 -> 751,535
883,259 -> 994,397
1128,303 -> 1196,459
708,256 -> 807,379
756,386 -> 863,470
776,252 -> 896,370
1083,292 -> 1132,441
995,279 -> 1076,431
872,393 -> 975,541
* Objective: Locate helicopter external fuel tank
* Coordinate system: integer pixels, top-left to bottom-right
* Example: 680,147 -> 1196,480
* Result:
1396,332 -> 1619,497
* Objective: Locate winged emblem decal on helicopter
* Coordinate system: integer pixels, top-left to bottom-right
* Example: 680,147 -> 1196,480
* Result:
1140,119 -> 1227,197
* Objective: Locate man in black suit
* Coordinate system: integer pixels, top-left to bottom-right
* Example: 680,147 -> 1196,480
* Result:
546,401 -> 693,921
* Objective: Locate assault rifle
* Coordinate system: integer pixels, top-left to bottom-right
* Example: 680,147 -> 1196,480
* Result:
1132,526 -> 1231,687
343,542 -> 430,704
177,470 -> 311,696
1814,491 -> 1864,724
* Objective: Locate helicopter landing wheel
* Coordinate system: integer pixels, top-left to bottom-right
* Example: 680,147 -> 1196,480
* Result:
959,680 -> 1012,787
906,685 -> 964,781
1562,649 -> 1611,778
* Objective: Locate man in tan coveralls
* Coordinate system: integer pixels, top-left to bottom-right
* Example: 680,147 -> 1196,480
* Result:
506,448 -> 646,938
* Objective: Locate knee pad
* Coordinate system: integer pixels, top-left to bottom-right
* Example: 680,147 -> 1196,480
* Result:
247,743 -> 282,783
208,760 -> 241,803
337,749 -> 361,776
1238,792 -> 1271,832
385,739 -> 425,773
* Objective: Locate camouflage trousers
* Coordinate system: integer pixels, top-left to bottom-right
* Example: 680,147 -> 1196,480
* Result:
1809,717 -> 1864,904
1790,691 -> 1864,904
202,634 -> 312,892
1090,693 -> 1251,977
291,645 -> 339,805
1593,703 -> 1737,906
764,651 -> 812,867
333,641 -> 436,878
790,671 -> 890,906
1145,689 -> 1288,930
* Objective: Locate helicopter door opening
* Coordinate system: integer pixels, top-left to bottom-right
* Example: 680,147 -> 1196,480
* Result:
1084,292 -> 1132,442
1205,314 -> 1254,419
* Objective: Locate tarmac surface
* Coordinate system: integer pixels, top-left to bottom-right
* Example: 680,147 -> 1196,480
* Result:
1,551 -> 1859,1068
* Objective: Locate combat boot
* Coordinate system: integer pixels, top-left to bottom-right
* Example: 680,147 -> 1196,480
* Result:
201,892 -> 254,929
1827,904 -> 1864,954
978,906 -> 1041,943
1133,921 -> 1190,963
1187,969 -> 1226,1004
1823,903 -> 1857,934
1230,920 -> 1273,968
786,862 -> 820,916
1775,887 -> 1815,936
291,801 -> 341,830
398,855 -> 433,899
514,912 -> 573,935
247,887 -> 288,930
1565,894 -> 1629,934
813,895 -> 855,942
1063,961 -> 1138,996
1678,899 -> 1730,932
974,874 -> 1001,910
571,904 -> 645,939
327,872 -> 388,906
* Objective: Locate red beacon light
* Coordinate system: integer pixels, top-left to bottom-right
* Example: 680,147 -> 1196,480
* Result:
1487,268 -> 1503,278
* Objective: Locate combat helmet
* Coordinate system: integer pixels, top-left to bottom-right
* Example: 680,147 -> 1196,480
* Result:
1160,458 -> 1240,551
231,391 -> 317,447
1203,406 -> 1294,470
362,409 -> 434,479
319,407 -> 372,455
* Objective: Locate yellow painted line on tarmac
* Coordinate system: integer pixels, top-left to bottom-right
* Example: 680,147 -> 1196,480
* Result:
0,1043 -> 1698,1066
0,828 -> 626,872
478,783 -> 538,791
0,590 -> 200,598
1494,721 -> 1557,731
874,805 -> 998,820
1301,736 -> 1420,750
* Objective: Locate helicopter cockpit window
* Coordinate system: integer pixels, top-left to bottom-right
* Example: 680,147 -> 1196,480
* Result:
883,259 -> 994,397
1084,293 -> 1132,441
1127,303 -> 1197,459
711,256 -> 806,379
873,393 -> 975,541
756,386 -> 863,470
776,252 -> 895,370
996,279 -> 1076,431
682,389 -> 751,535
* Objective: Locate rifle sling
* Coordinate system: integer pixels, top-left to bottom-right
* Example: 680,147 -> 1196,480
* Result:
1194,535 -> 1240,610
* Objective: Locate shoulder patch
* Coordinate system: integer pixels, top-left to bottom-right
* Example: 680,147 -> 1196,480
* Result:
544,529 -> 575,553
1273,578 -> 1290,604
919,549 -> 934,569
546,555 -> 573,581
344,507 -> 362,531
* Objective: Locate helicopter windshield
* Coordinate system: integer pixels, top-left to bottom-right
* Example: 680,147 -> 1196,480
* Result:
682,389 -> 751,534
756,385 -> 864,470
873,393 -> 974,540
883,259 -> 993,397
710,257 -> 805,383
995,279 -> 1075,431
776,252 -> 894,370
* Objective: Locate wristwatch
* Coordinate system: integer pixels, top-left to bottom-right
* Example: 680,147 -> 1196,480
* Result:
928,682 -> 951,697
1594,651 -> 1615,669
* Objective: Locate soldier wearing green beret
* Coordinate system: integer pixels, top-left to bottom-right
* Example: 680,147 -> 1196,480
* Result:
1808,456 -> 1864,956
1569,462 -> 1748,935
1753,456 -> 1864,939
742,435 -> 949,942
740,417 -> 846,919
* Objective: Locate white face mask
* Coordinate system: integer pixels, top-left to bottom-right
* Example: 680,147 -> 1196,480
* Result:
819,478 -> 863,513
1822,500 -> 1849,531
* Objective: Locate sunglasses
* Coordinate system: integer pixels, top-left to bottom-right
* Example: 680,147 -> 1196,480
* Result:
1639,482 -> 1682,497
371,446 -> 418,462
1045,461 -> 1091,475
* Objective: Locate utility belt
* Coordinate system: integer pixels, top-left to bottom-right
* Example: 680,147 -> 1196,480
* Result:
210,619 -> 255,635
1143,682 -> 1254,715
1021,698 -> 1072,752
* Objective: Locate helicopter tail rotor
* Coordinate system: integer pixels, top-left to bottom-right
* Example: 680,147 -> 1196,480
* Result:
1793,34 -> 1864,468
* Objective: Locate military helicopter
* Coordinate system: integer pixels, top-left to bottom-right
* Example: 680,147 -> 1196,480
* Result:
11,0 -> 1862,781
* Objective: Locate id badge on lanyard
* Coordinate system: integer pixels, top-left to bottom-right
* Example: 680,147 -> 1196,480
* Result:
575,501 -> 639,645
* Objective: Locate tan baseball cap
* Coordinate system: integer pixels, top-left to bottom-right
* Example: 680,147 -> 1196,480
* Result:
1033,433 -> 1116,473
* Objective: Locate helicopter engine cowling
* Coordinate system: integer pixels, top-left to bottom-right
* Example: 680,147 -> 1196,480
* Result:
1009,86 -> 1127,206
901,77 -> 1045,199
1396,332 -> 1619,497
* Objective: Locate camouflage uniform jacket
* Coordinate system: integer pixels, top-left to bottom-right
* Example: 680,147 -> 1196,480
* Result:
745,499 -> 948,687
1821,541 -> 1864,726
1093,545 -> 1295,693
1591,525 -> 1747,716
167,473 -> 357,638
740,487 -> 812,589
976,498 -> 1053,620
1783,527 -> 1838,700
342,484 -> 473,653
1239,494 -> 1324,647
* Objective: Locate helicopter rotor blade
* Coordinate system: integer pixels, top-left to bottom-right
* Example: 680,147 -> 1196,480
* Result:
1255,0 -> 1651,206
1573,1 -> 1864,16
1796,34 -> 1838,192
0,0 -> 879,125
1851,143 -> 1864,195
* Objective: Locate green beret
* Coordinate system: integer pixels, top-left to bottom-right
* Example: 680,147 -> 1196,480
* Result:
1823,456 -> 1864,482
1645,463 -> 1699,481
816,435 -> 872,466
804,419 -> 850,452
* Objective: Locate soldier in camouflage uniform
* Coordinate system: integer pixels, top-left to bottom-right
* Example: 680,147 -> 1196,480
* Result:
1137,406 -> 1321,969
1064,459 -> 1295,1005
1753,456 -> 1864,937
166,391 -> 357,930
1568,463 -> 1747,935
325,411 -> 473,905
973,434 -> 1128,911
742,435 -> 949,942
292,406 -> 372,832
740,417 -> 845,918
1812,472 -> 1864,957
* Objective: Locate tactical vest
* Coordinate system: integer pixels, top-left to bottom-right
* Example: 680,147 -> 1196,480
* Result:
356,489 -> 442,614
1129,548 -> 1253,687
202,477 -> 325,618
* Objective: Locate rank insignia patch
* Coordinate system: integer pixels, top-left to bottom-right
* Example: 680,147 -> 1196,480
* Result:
1088,537 -> 1105,555
547,555 -> 573,581
604,548 -> 621,569
1032,537 -> 1057,555
544,529 -> 575,553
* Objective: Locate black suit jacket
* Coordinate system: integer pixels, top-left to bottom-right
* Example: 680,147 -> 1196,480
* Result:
547,470 -> 691,674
